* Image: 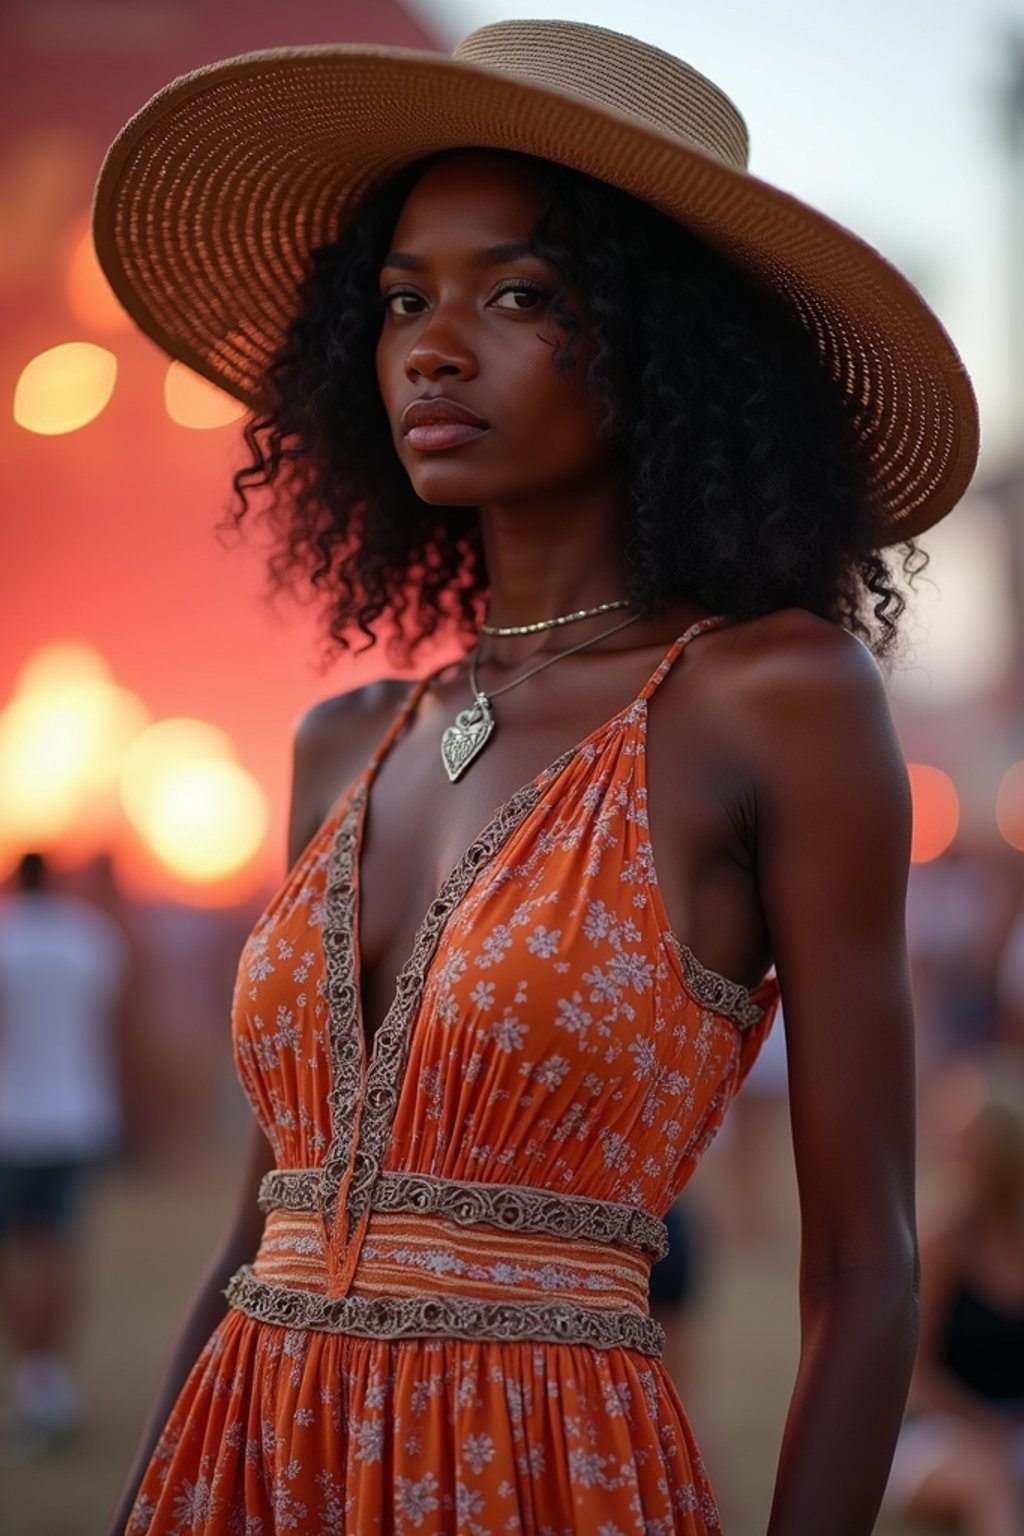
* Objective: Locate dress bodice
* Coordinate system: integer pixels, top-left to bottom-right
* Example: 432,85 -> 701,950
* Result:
232,615 -> 780,1279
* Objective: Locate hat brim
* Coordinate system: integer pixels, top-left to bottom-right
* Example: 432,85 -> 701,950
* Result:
92,43 -> 979,542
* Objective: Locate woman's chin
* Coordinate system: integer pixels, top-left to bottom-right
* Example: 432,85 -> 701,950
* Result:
405,466 -> 501,508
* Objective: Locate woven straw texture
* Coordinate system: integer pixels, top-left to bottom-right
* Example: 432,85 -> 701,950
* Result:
92,19 -> 978,540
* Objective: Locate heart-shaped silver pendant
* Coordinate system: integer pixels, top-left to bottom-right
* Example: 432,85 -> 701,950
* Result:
440,695 -> 495,783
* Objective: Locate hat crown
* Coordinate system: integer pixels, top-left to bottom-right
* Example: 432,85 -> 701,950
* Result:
92,17 -> 978,535
454,19 -> 749,171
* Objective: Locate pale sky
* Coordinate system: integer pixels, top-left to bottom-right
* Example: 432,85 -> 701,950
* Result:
410,0 -> 1024,473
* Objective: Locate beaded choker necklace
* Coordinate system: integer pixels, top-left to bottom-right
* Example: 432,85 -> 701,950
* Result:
479,597 -> 629,637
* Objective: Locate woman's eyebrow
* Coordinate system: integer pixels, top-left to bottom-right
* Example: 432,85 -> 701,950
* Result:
381,240 -> 542,271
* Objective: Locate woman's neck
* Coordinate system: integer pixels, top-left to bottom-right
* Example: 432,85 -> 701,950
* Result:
477,476 -> 630,640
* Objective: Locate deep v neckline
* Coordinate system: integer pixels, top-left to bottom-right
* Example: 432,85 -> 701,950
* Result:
350,678 -> 590,1056
348,611 -> 732,1053
318,702 -> 567,1236
315,615 -> 727,1240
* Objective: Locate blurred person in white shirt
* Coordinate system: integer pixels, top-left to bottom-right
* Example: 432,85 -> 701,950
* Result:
0,851 -> 129,1456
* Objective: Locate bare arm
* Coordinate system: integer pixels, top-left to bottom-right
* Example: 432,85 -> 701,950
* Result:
736,615 -> 918,1536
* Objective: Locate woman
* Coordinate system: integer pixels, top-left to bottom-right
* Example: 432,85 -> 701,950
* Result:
94,20 -> 978,1535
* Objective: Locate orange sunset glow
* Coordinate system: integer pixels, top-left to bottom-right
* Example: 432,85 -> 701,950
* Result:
121,718 -> 267,882
0,643 -> 270,900
0,644 -> 146,846
2,0 -> 438,909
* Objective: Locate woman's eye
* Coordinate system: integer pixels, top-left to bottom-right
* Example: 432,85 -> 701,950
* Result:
380,283 -> 549,316
382,290 -> 425,316
491,284 -> 548,311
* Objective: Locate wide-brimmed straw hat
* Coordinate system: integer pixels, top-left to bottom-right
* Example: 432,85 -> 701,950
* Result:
92,18 -> 978,541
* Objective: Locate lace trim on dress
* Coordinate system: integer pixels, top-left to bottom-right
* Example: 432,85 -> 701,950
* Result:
315,644 -> 765,1266
669,936 -> 766,1031
319,751 -> 577,1255
225,1266 -> 665,1357
259,1167 -> 669,1261
259,1167 -> 322,1214
319,784 -> 366,1227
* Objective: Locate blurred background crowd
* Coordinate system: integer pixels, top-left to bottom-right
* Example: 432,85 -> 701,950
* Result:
3,1 -> 1024,1532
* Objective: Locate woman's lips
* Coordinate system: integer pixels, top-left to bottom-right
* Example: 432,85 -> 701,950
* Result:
404,422 -> 490,451
400,397 -> 489,451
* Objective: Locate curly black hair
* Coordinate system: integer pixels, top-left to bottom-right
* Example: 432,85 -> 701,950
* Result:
231,148 -> 923,663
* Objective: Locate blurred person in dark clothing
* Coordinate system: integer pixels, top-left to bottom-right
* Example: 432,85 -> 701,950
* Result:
881,1049 -> 1024,1535
648,1197 -> 700,1393
0,852 -> 129,1455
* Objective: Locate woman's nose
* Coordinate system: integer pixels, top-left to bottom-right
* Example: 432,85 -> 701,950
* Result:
404,306 -> 478,382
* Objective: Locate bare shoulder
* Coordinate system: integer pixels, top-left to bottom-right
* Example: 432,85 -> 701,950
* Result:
706,608 -> 909,847
288,677 -> 416,862
700,606 -> 896,757
709,605 -> 883,698
294,676 -> 415,785
295,677 -> 415,755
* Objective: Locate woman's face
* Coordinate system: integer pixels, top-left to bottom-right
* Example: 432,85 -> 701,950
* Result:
375,151 -> 613,508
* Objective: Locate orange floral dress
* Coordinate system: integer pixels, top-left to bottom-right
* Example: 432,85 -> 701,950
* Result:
128,615 -> 780,1535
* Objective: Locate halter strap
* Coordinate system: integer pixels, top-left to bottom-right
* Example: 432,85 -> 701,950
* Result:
366,614 -> 728,780
638,614 -> 729,701
363,675 -> 434,777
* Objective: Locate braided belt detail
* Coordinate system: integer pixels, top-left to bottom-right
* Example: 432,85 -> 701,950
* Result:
226,1266 -> 665,1356
235,1183 -> 667,1357
257,1167 -> 669,1261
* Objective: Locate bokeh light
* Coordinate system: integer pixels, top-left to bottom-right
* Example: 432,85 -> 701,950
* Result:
123,758 -> 267,884
120,718 -> 267,883
0,643 -> 147,848
996,760 -> 1024,852
14,341 -> 117,434
66,224 -> 131,333
908,762 -> 960,863
0,650 -> 270,894
164,361 -> 247,429
120,718 -> 235,829
16,639 -> 111,696
0,695 -> 84,844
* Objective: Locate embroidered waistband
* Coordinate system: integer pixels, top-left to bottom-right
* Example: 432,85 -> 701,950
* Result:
226,1267 -> 664,1356
257,1168 -> 669,1261
250,1207 -> 652,1306
229,1203 -> 664,1356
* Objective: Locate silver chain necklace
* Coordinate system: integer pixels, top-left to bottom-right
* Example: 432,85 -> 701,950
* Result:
439,611 -> 641,783
479,597 -> 629,637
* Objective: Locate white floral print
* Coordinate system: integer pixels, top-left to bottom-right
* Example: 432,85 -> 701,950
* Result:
129,619 -> 778,1536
